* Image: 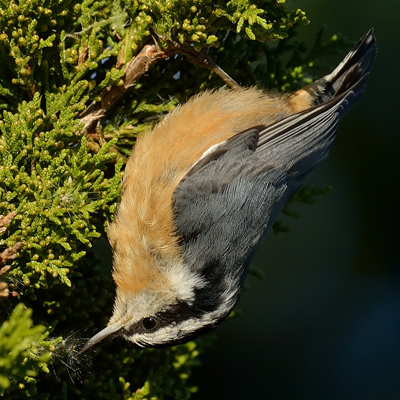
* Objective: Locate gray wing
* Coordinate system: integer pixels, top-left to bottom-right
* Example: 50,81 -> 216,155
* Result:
173,128 -> 293,312
173,128 -> 291,266
172,83 -> 367,312
170,78 -> 366,315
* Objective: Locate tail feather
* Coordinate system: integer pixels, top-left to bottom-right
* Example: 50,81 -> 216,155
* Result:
256,29 -> 377,182
312,28 -> 377,106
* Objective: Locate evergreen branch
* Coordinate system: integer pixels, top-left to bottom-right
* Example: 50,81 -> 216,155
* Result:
79,40 -> 240,138
79,43 -> 167,134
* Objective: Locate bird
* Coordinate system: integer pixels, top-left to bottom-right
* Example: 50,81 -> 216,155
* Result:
80,29 -> 376,352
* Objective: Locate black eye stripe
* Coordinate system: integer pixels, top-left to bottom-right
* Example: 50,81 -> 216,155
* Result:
126,300 -> 208,340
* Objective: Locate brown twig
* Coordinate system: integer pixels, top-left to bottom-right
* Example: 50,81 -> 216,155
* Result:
79,44 -> 167,135
164,44 -> 241,90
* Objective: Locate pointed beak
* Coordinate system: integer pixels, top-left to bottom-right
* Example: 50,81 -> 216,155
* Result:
79,320 -> 123,354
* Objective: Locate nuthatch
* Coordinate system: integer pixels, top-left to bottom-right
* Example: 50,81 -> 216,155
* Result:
80,30 -> 376,352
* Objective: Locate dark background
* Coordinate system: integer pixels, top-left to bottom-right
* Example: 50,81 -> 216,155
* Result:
193,1 -> 400,399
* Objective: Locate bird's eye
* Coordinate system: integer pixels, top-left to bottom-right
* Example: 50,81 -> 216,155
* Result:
142,317 -> 157,331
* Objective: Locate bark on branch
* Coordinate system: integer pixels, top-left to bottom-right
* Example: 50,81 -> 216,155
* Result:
78,41 -> 239,153
79,44 -> 167,134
